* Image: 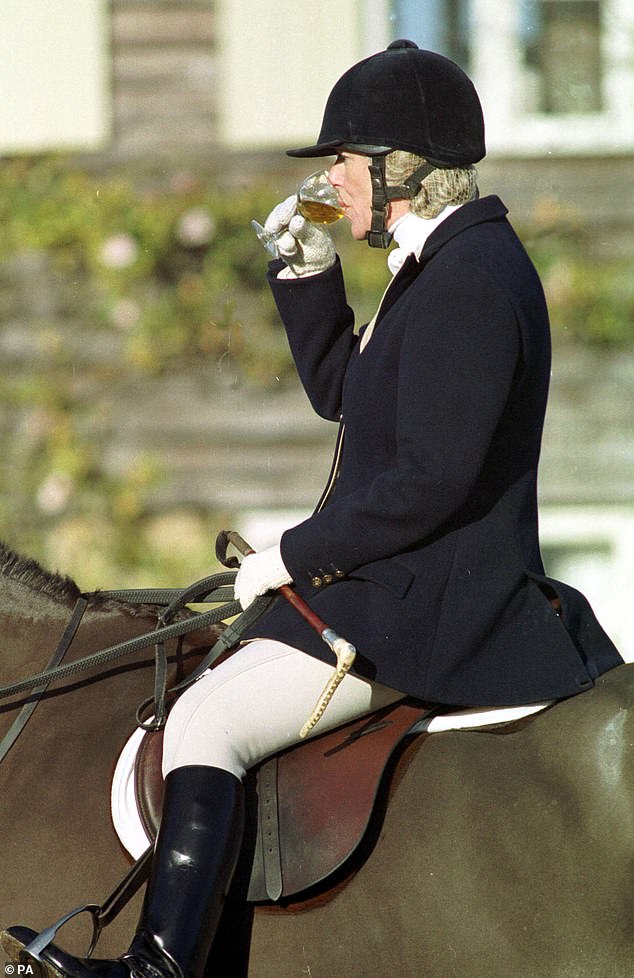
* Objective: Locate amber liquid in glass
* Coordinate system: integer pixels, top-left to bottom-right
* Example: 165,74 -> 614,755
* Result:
297,199 -> 345,225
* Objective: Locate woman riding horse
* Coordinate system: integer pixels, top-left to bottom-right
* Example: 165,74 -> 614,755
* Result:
3,39 -> 622,978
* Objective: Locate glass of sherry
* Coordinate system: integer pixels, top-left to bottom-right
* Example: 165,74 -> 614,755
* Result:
252,170 -> 344,258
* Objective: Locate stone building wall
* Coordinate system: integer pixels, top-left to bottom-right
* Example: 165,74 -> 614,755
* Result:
107,0 -> 218,163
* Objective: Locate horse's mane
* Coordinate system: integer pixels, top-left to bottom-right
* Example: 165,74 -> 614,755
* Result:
0,541 -> 81,603
0,541 -> 165,618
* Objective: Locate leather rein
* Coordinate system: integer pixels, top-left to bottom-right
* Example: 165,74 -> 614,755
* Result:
0,571 -> 273,765
0,594 -> 88,766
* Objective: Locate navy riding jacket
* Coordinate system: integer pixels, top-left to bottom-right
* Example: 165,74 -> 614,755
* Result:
246,195 -> 622,706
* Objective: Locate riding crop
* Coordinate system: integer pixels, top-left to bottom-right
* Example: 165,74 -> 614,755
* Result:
216,530 -> 357,737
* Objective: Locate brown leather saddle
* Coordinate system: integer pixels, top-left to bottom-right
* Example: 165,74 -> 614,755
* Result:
134,699 -> 428,902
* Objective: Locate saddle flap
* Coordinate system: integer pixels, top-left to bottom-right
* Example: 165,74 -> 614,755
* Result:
272,701 -> 425,897
134,700 -> 426,901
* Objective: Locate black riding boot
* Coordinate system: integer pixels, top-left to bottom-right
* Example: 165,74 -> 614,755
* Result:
1,766 -> 245,978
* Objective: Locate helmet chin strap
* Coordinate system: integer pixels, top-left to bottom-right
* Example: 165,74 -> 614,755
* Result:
367,157 -> 392,249
366,156 -> 438,249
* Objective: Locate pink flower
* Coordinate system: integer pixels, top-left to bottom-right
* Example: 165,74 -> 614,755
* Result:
176,208 -> 216,248
100,233 -> 139,269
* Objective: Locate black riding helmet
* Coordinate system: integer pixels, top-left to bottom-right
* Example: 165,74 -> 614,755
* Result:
287,40 -> 486,247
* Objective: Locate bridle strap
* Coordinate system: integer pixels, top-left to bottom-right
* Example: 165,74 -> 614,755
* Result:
0,596 -> 89,764
0,575 -> 240,702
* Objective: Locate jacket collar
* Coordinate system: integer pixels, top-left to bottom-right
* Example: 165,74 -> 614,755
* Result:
371,196 -> 509,332
419,194 -> 509,262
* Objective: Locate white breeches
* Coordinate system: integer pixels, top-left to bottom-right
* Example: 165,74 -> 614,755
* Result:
162,639 -> 404,780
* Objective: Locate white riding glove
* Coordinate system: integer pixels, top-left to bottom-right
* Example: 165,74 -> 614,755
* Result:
260,195 -> 336,278
233,544 -> 293,610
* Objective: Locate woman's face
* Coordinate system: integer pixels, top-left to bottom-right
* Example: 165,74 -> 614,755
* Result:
327,151 -> 410,240
327,152 -> 373,240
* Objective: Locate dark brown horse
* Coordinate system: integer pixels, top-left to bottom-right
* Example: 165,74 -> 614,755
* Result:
1,542 -> 633,977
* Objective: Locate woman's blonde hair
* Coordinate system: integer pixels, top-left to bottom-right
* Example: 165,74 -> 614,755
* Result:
385,150 -> 478,218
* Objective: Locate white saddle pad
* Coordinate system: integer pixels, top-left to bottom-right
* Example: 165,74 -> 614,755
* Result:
415,700 -> 552,733
111,723 -> 153,859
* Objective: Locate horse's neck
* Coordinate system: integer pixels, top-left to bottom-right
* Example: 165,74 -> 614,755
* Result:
0,578 -> 79,680
0,578 -> 158,677
0,575 -> 196,688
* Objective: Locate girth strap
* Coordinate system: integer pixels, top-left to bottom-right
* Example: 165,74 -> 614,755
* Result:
256,757 -> 283,900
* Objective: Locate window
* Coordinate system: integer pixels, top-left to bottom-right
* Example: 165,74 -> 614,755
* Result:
470,0 -> 634,155
521,0 -> 603,114
392,0 -> 473,68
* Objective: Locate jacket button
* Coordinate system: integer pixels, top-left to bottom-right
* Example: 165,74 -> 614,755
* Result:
323,574 -> 334,585
311,576 -> 323,588
335,569 -> 345,578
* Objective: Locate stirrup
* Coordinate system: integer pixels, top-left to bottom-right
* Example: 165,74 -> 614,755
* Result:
21,904 -> 102,962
